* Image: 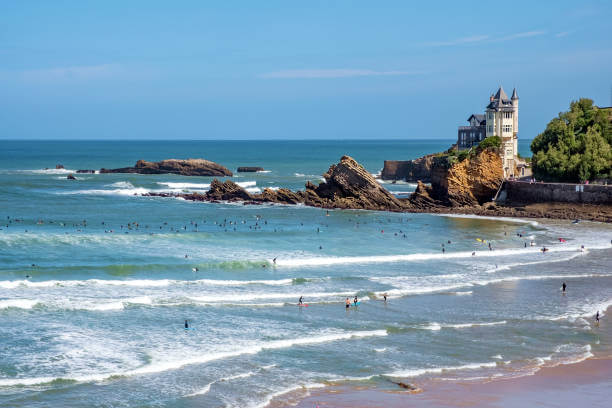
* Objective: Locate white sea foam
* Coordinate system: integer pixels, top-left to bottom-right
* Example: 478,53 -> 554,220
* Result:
273,246 -> 593,267
434,213 -> 539,225
0,299 -> 38,309
0,330 -> 386,386
189,290 -> 354,303
249,383 -> 325,408
0,278 -> 294,289
386,361 -> 498,378
156,182 -> 211,189
19,168 -> 78,175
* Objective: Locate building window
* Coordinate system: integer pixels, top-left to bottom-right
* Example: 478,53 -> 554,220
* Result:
504,112 -> 513,119
503,124 -> 512,133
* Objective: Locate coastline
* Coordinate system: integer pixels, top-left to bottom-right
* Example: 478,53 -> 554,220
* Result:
278,309 -> 611,408
287,357 -> 612,408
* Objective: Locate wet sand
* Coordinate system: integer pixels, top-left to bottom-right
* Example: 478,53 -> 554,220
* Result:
288,357 -> 612,408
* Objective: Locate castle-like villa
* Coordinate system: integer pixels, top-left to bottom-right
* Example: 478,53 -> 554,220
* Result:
457,86 -> 521,178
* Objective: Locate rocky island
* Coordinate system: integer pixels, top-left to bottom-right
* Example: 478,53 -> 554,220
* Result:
100,159 -> 232,177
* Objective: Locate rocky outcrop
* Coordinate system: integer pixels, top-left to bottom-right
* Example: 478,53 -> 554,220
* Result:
381,154 -> 436,182
100,159 -> 232,177
237,167 -> 265,172
144,156 -> 409,212
77,169 -> 95,174
205,179 -> 253,201
411,149 -> 503,207
55,164 -> 64,169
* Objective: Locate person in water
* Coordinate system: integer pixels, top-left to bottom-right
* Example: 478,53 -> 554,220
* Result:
562,282 -> 567,293
298,296 -> 303,305
184,320 -> 189,329
595,311 -> 600,323
353,296 -> 358,306
383,293 -> 387,302
345,298 -> 351,309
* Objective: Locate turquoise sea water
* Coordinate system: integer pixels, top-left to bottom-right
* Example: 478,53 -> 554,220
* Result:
0,140 -> 610,408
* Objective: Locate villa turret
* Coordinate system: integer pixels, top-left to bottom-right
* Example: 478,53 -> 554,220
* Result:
457,86 -> 520,178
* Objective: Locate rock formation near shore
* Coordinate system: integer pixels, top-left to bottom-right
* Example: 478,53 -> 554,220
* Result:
381,154 -> 437,182
100,159 -> 232,177
237,167 -> 265,172
411,148 -> 504,207
144,156 -> 408,211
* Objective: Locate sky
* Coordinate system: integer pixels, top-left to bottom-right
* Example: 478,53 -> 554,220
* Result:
1,0 -> 611,140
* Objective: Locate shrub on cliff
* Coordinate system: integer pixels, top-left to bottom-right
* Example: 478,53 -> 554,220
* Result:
477,136 -> 501,151
531,99 -> 612,182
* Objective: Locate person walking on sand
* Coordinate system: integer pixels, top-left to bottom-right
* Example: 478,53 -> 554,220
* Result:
345,298 -> 351,309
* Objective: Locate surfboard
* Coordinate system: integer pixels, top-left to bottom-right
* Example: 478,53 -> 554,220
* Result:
298,304 -> 309,307
352,302 -> 360,306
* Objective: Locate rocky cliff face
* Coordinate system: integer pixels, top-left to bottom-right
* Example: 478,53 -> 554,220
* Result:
100,159 -> 232,177
381,154 -> 436,182
410,149 -> 504,207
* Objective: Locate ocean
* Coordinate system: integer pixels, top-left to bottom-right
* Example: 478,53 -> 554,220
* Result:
0,140 -> 610,408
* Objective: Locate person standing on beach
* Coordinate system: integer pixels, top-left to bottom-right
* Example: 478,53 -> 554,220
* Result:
562,282 -> 566,293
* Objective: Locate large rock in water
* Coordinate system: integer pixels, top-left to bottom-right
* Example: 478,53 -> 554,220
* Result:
308,156 -> 406,211
205,179 -> 253,201
100,159 -> 232,177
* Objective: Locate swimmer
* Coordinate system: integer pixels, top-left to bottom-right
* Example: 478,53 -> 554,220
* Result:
345,298 -> 351,309
442,247 -> 445,254
471,252 -> 476,256
353,296 -> 358,306
562,282 -> 566,293
184,320 -> 189,329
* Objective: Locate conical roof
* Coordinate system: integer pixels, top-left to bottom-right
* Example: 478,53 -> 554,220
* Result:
511,88 -> 518,100
494,86 -> 509,101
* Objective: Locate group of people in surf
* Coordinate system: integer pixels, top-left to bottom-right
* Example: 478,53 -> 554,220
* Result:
561,282 -> 601,324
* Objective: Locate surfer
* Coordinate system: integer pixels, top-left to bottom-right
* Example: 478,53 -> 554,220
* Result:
298,296 -> 304,305
383,293 -> 387,302
595,311 -> 600,323
273,257 -> 277,264
471,252 -> 476,256
562,282 -> 566,293
345,298 -> 351,309
184,320 -> 189,329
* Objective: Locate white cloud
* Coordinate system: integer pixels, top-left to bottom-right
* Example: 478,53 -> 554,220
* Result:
555,31 -> 571,38
426,30 -> 545,47
21,64 -> 121,81
424,35 -> 489,47
260,69 -> 421,79
496,30 -> 546,41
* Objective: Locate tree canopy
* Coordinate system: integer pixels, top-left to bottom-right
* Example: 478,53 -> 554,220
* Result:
531,98 -> 612,182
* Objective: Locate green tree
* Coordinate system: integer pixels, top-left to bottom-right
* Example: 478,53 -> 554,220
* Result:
531,98 -> 612,182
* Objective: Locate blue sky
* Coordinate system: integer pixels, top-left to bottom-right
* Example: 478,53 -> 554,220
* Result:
1,0 -> 611,140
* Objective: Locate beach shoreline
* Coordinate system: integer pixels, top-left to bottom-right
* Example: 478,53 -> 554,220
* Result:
280,308 -> 612,408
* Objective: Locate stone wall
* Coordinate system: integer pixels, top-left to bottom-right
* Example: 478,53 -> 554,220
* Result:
502,181 -> 612,204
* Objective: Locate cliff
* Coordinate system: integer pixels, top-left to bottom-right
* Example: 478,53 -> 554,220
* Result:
381,154 -> 436,182
100,159 -> 232,177
411,148 -> 504,207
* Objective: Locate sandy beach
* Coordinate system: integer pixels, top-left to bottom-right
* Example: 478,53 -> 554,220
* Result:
290,315 -> 611,408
